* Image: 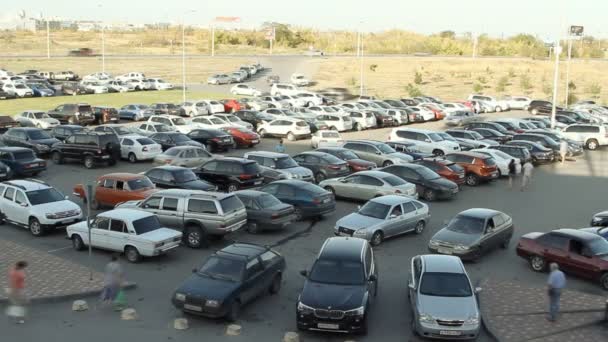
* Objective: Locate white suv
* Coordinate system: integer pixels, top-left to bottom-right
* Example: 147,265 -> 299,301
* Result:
467,94 -> 510,112
270,83 -> 300,96
389,128 -> 461,156
560,124 -> 608,150
316,113 -> 353,132
0,180 -> 82,236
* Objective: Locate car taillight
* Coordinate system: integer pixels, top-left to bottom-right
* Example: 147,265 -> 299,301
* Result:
394,189 -> 402,194
271,213 -> 279,219
142,146 -> 149,152
97,149 -> 102,154
328,165 -> 341,170
515,129 -> 525,133
239,174 -> 254,180
165,159 -> 173,164
312,197 -> 321,204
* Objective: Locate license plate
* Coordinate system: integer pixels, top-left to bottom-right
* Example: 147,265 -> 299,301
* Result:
254,181 -> 262,185
438,247 -> 452,255
184,304 -> 202,312
102,155 -> 110,159
452,188 -> 459,194
459,174 -> 464,178
251,140 -> 259,143
322,198 -> 331,203
317,323 -> 339,330
440,330 -> 462,336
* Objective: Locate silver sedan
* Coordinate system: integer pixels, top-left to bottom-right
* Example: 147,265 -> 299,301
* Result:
319,170 -> 417,201
335,195 -> 430,246
153,146 -> 214,167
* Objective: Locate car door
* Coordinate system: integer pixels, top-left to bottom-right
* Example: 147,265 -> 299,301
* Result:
353,175 -> 383,200
408,256 -> 422,315
536,233 -> 570,265
95,177 -> 115,206
334,174 -> 360,199
197,161 -> 220,186
155,196 -> 181,227
3,188 -> 28,225
105,218 -> 128,252
240,257 -> 267,304
561,240 -> 598,279
89,216 -> 111,249
384,203 -> 406,237
120,138 -> 134,159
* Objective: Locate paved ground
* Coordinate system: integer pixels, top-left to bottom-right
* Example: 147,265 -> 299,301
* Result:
1,107 -> 608,341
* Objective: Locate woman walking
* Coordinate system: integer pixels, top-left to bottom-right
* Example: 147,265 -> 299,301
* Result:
508,159 -> 517,188
100,255 -> 123,307
6,261 -> 28,324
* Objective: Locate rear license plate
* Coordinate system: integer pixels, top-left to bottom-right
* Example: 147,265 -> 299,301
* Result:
251,140 -> 259,143
254,181 -> 262,185
438,248 -> 452,255
322,198 -> 331,203
440,330 -> 462,336
184,304 -> 202,312
317,323 -> 339,330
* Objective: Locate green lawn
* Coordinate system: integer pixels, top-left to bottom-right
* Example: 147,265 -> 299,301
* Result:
0,90 -> 227,116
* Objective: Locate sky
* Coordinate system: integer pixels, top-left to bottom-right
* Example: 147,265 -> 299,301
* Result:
1,0 -> 604,40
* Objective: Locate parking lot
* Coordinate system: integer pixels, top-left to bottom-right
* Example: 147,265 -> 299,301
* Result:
0,107 -> 606,342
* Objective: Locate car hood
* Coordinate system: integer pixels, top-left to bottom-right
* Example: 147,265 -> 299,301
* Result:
481,139 -> 499,146
115,200 -> 141,209
300,280 -> 366,310
418,294 -> 478,321
138,227 -> 182,241
180,179 -> 216,191
177,140 -> 204,147
387,152 -> 414,162
337,212 -> 385,230
34,138 -> 60,146
431,228 -> 481,247
33,200 -> 81,214
176,273 -> 240,300
281,166 -> 313,177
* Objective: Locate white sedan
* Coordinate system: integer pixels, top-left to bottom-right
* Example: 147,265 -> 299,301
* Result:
148,78 -> 174,90
66,209 -> 182,263
15,110 -> 60,129
212,114 -> 254,130
230,84 -> 262,96
191,116 -> 231,129
311,130 -> 344,148
198,100 -> 225,114
120,135 -> 163,163
257,118 -> 311,141
81,81 -> 109,94
471,148 -> 521,177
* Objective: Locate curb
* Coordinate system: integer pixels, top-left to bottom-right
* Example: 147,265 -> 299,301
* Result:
477,279 -> 500,342
0,282 -> 137,305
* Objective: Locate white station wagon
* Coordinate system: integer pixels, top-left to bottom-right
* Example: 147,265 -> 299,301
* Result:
66,208 -> 182,263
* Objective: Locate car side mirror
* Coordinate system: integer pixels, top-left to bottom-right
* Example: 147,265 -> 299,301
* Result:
65,195 -> 69,200
425,139 -> 431,143
299,270 -> 308,277
369,274 -> 377,282
474,287 -> 483,294
389,214 -> 398,219
375,151 -> 381,155
20,202 -> 28,207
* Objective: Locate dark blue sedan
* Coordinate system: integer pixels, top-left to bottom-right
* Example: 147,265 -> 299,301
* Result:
0,147 -> 46,177
259,180 -> 335,220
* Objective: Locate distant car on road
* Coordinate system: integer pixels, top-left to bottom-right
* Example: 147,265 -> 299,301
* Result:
207,74 -> 232,85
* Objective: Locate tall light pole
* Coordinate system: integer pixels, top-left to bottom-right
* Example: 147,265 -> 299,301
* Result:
182,10 -> 196,104
46,19 -> 50,59
97,5 -> 105,73
211,25 -> 215,57
551,1 -> 565,129
564,37 -> 573,106
359,26 -> 364,96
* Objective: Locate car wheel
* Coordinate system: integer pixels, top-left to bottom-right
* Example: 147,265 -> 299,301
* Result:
600,273 -> 608,290
531,108 -> 539,115
226,300 -> 240,322
529,255 -> 546,272
354,123 -> 362,131
586,139 -> 599,150
497,169 -> 502,178
330,126 -> 337,131
269,274 -> 282,294
184,225 -> 206,248
315,173 -> 326,183
125,246 -> 141,263
258,129 -> 266,137
72,235 -> 85,251
0,211 -> 5,224
432,149 -> 445,157
501,235 -> 512,249
84,156 -> 95,169
414,221 -> 425,234
423,189 -> 436,201
29,217 -> 43,236
227,183 -> 239,193
52,151 -> 63,164
286,132 -> 296,141
293,206 -> 304,221
496,106 -> 503,112
246,221 -> 259,234
128,153 -> 137,163
382,160 -> 393,167
370,231 -> 384,246
323,186 -> 336,197
465,173 -> 479,186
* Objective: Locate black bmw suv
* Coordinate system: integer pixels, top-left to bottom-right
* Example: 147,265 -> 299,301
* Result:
297,237 -> 377,335
50,132 -> 120,168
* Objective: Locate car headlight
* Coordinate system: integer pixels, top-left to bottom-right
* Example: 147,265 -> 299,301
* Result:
353,229 -> 367,237
592,217 -> 602,222
36,144 -> 50,150
345,306 -> 365,316
419,313 -> 435,323
454,244 -> 469,251
175,293 -> 186,301
205,299 -> 220,308
465,314 -> 479,325
292,173 -> 301,179
297,302 -> 314,314
429,240 -> 440,247
45,213 -> 59,219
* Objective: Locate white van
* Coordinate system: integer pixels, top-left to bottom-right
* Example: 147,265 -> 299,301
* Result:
388,127 -> 461,156
270,83 -> 300,96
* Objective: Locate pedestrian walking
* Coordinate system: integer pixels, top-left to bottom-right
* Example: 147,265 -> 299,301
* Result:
521,160 -> 534,191
508,159 -> 517,188
560,140 -> 569,164
100,255 -> 123,307
274,139 -> 286,153
547,263 -> 566,321
6,261 -> 28,324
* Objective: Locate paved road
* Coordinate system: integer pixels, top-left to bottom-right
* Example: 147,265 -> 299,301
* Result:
1,111 -> 607,342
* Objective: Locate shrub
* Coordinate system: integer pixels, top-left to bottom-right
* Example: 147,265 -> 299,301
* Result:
414,71 -> 423,85
477,76 -> 488,84
496,76 -> 509,92
508,68 -> 516,77
568,81 -> 577,91
520,74 -> 532,92
567,93 -> 578,105
473,83 -> 483,93
587,83 -> 602,98
542,83 -> 552,97
405,83 -> 423,97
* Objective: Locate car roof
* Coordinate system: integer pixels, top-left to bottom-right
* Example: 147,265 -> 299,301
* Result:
100,208 -> 153,221
296,151 -> 332,158
552,228 -> 603,242
353,170 -> 393,179
421,255 -> 465,274
153,188 -> 232,200
211,157 -> 253,164
457,208 -> 502,219
371,195 -> 416,206
449,151 -> 491,159
394,127 -> 436,134
216,243 -> 268,261
246,151 -> 288,158
100,173 -> 146,181
0,147 -> 33,152
345,139 -> 383,146
234,189 -> 268,198
2,179 -> 51,191
165,146 -> 203,152
318,237 -> 366,262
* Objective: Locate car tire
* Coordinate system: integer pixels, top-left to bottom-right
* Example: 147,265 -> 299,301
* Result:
72,235 -> 85,251
52,151 -> 63,164
529,255 -> 546,272
600,273 -> 608,290
496,106 -> 502,112
465,173 -> 479,186
205,143 -> 214,152
382,160 -> 393,167
84,156 -> 95,169
246,221 -> 259,234
432,149 -> 445,157
423,189 -> 436,201
128,153 -> 137,163
330,126 -> 337,131
227,183 -> 239,193
315,173 -> 326,183
501,235 -> 512,249
226,300 -> 240,322
184,225 -> 206,249
371,231 -> 384,246
269,274 -> 282,295
531,108 -> 539,115
293,206 -> 304,221
586,139 -> 599,150
125,246 -> 141,263
286,132 -> 296,141
414,221 -> 425,234
354,123 -> 362,131
0,211 -> 5,224
29,217 -> 43,237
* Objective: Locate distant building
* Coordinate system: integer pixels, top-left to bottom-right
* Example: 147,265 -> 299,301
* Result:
145,22 -> 171,30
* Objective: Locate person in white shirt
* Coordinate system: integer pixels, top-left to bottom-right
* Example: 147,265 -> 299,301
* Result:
521,161 -> 534,191
559,140 -> 568,164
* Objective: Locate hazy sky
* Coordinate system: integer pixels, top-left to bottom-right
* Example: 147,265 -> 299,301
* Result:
1,0 -> 603,39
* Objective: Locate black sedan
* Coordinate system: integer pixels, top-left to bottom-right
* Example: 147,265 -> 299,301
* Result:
149,132 -> 203,151
143,166 -> 215,191
1,127 -> 60,155
0,147 -> 46,177
428,208 -> 514,261
292,151 -> 350,183
187,129 -> 233,152
234,190 -> 296,233
506,140 -> 555,164
380,164 -> 458,201
259,180 -> 335,221
172,243 -> 285,321
470,128 -> 512,144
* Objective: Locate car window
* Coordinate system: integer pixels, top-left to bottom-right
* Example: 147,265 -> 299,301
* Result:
493,214 -> 505,227
537,233 -> 569,250
4,187 -> 15,201
142,196 -> 162,209
276,184 -> 296,197
390,204 -> 403,217
260,250 -> 280,268
187,199 -> 218,214
413,257 -> 422,285
402,202 -> 416,214
245,258 -> 263,279
102,179 -> 115,189
14,191 -> 26,205
161,197 -> 178,211
358,175 -> 383,186
93,216 -> 110,230
110,219 -> 126,233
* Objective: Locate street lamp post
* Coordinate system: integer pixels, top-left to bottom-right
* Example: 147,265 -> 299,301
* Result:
46,19 -> 50,59
182,10 -> 196,104
357,22 -> 364,96
550,41 -> 562,129
564,38 -> 573,106
101,23 -> 105,73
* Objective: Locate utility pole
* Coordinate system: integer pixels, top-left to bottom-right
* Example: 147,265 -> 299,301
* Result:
359,29 -> 364,96
46,19 -> 50,59
472,34 -> 478,58
101,23 -> 106,73
551,41 -> 562,129
211,25 -> 215,57
182,22 -> 187,103
564,38 -> 573,106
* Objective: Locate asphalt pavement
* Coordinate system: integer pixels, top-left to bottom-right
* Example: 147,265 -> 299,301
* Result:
1,111 -> 607,342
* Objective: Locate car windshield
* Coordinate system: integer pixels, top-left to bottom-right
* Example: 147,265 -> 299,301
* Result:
428,133 -> 444,142
418,167 -> 441,180
198,256 -> 244,282
171,118 -> 187,125
358,201 -> 391,219
258,194 -> 281,208
113,126 -> 131,135
112,179 -> 151,197
136,138 -> 155,145
419,272 -> 473,297
164,148 -> 182,156
383,175 -> 406,186
324,107 -> 337,113
220,196 -> 244,214
173,169 -> 198,183
338,150 -> 359,160
447,215 -> 485,234
493,150 -> 512,160
132,215 -> 162,234
32,112 -> 49,119
172,134 -> 190,143
470,132 -> 484,140
210,118 -> 225,124
26,188 -> 65,205
309,259 -> 364,286
376,143 -> 396,154
27,130 -> 51,140
588,238 -> 608,256
275,157 -> 298,169
156,125 -> 172,132
13,150 -> 36,160
439,133 -> 457,142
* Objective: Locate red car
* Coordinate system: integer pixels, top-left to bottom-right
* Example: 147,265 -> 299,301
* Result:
420,103 -> 446,120
516,229 -> 608,290
315,147 -> 376,172
221,126 -> 260,148
413,158 -> 466,186
221,99 -> 243,113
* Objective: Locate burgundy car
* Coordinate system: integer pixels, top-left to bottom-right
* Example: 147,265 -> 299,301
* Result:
413,158 -> 466,186
315,147 -> 376,172
516,229 -> 608,290
221,126 -> 260,148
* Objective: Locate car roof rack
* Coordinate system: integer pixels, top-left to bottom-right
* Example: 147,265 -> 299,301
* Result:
2,181 -> 26,190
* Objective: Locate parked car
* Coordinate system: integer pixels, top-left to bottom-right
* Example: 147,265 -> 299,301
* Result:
467,94 -> 509,112
469,128 -> 512,144
560,124 -> 608,150
50,132 -> 120,169
54,71 -> 78,81
315,147 -> 376,172
348,111 -> 377,131
463,121 -> 511,136
259,180 -> 335,220
505,141 -> 555,164
118,104 -> 150,121
230,84 -> 262,96
118,135 -> 162,163
149,103 -> 185,116
384,141 -> 434,160
47,103 -> 95,125
148,115 -> 195,134
516,229 -> 608,290
191,116 -> 231,130
257,118 -> 311,141
220,99 -> 243,113
172,243 -> 285,319
0,116 -> 20,134
0,147 -> 45,177
234,190 -> 295,233
234,110 -> 272,130
320,170 -> 418,201
244,151 -> 314,182
50,125 -> 84,141
470,148 -> 521,177
198,100 -> 225,114
194,157 -> 264,192
67,209 -> 181,263
512,133 -> 561,157
117,189 -> 247,248
590,211 -> 608,227
444,152 -> 499,186
81,81 -> 109,94
60,82 -> 92,96
445,129 -> 499,148
135,123 -> 176,136
528,100 -> 560,115
148,78 -> 173,90
388,128 -> 461,156
221,127 -> 260,148
187,129 -> 233,152
296,237 -> 377,334
2,127 -> 60,155
342,140 -> 414,167
503,96 -> 531,110
310,130 -> 344,148
149,132 -> 203,151
93,124 -> 134,137
380,164 -> 459,201
143,166 -> 215,191
0,179 -> 82,236
153,146 -> 213,167
444,111 -> 478,127
15,111 -> 59,129
73,173 -> 159,209
180,101 -> 209,117
528,129 -> 584,156
207,74 -> 233,85
413,158 -> 466,186
335,195 -> 429,245
429,209 -> 513,260
408,255 -> 481,339
213,114 -> 254,130
292,151 -> 350,183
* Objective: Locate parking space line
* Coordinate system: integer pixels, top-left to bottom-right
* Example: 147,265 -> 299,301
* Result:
47,246 -> 72,253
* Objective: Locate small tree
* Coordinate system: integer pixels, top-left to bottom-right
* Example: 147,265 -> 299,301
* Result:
520,74 -> 532,93
587,83 -> 602,98
567,93 -> 579,105
414,71 -> 423,85
496,76 -> 509,92
405,83 -> 423,97
542,83 -> 552,97
473,83 -> 484,93
568,81 -> 577,91
507,68 -> 516,78
477,76 -> 488,84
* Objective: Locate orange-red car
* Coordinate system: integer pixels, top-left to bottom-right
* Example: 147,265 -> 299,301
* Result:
444,152 -> 498,186
73,173 -> 159,209
221,99 -> 243,113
